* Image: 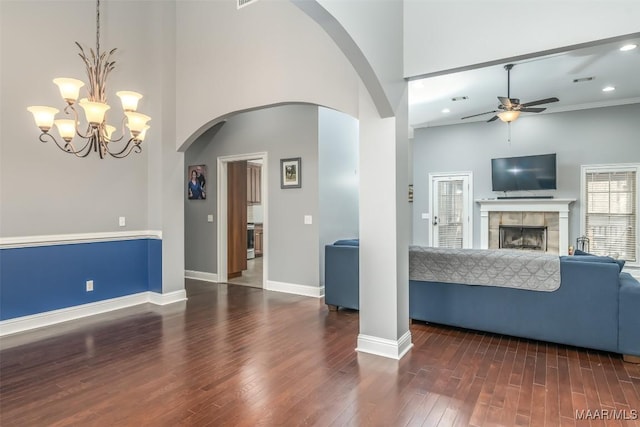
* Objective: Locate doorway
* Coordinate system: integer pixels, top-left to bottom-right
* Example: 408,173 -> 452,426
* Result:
217,152 -> 268,288
428,172 -> 473,249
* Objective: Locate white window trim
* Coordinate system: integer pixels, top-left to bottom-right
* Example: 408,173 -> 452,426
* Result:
580,163 -> 640,268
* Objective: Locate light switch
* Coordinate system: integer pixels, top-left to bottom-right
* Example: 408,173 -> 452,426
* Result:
304,215 -> 313,225
207,214 -> 214,223
421,213 -> 430,220
119,216 -> 126,227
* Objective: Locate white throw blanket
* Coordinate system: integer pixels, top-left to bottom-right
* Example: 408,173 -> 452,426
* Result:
409,247 -> 561,292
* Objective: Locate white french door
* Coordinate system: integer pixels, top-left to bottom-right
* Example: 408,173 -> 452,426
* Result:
429,173 -> 473,249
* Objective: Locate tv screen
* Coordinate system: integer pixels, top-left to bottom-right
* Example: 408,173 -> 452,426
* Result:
491,153 -> 557,192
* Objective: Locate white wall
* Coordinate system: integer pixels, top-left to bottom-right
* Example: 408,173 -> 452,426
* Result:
404,0 -> 640,77
412,103 -> 640,248
318,107 -> 359,285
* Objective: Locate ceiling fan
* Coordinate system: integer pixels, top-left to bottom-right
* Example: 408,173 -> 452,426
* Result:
461,64 -> 559,123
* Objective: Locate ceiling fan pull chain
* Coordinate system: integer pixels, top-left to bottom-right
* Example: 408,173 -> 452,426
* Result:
508,122 -> 512,144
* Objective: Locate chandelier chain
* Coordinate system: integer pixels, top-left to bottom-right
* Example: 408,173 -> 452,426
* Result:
96,0 -> 101,56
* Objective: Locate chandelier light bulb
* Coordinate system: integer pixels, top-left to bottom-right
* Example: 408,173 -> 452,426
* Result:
79,99 -> 110,126
116,91 -> 143,112
125,112 -> 151,136
133,125 -> 150,142
27,106 -> 59,132
54,119 -> 77,142
53,78 -> 85,104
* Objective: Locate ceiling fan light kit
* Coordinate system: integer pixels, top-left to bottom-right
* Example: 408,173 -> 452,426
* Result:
461,63 -> 559,124
497,110 -> 520,123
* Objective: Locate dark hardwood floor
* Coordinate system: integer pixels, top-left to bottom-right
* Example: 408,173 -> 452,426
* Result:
1,280 -> 639,426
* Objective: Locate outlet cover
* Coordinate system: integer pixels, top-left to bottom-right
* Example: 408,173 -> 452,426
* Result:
207,214 -> 214,223
86,280 -> 94,292
304,215 -> 312,225
119,216 -> 126,227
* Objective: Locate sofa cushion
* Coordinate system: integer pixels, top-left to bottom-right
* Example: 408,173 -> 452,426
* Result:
333,239 -> 359,246
565,253 -> 625,272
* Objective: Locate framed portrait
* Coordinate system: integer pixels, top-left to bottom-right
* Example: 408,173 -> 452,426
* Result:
187,164 -> 207,200
280,157 -> 301,189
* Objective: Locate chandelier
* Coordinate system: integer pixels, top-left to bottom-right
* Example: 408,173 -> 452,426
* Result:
27,0 -> 150,159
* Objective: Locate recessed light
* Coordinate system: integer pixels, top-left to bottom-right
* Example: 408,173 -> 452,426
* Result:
602,86 -> 616,92
620,44 -> 637,52
442,108 -> 450,113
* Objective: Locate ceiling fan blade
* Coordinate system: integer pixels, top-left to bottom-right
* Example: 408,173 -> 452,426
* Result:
520,107 -> 546,113
498,97 -> 512,108
521,97 -> 559,107
461,110 -> 498,120
498,97 -> 520,108
487,115 -> 499,122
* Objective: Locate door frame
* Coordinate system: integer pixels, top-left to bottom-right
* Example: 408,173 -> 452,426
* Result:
428,171 -> 473,248
217,152 -> 268,284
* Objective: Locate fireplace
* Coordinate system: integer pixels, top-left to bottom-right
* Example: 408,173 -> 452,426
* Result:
477,198 -> 576,256
499,225 -> 547,251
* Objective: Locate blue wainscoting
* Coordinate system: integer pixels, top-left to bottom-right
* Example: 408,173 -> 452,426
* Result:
0,238 -> 162,321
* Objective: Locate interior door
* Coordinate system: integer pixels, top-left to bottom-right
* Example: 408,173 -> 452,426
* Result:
431,174 -> 472,249
228,160 -> 248,278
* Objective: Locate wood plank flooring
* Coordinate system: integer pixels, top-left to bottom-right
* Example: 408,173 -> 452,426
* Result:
1,280 -> 639,426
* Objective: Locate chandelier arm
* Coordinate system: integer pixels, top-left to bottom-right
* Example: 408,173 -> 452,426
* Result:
38,132 -> 89,156
106,138 -> 141,158
62,104 -> 93,140
103,116 -> 128,143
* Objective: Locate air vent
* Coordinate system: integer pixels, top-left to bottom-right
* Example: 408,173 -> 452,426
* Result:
451,96 -> 469,102
238,0 -> 259,9
573,77 -> 595,83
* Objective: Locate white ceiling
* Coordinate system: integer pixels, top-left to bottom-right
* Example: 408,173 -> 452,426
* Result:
408,35 -> 640,129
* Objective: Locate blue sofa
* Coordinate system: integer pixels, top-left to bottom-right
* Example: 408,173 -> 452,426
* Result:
324,239 -> 359,310
410,253 -> 640,359
325,241 -> 640,359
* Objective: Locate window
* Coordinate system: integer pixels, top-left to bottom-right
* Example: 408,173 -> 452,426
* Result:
581,164 -> 638,265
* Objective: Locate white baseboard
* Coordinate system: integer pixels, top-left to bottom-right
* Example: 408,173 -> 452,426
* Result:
148,290 -> 188,305
265,280 -> 324,298
185,270 -> 219,283
356,330 -> 413,360
0,291 -> 187,337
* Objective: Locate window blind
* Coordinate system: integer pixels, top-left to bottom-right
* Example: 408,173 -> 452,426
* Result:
584,169 -> 636,262
437,180 -> 464,249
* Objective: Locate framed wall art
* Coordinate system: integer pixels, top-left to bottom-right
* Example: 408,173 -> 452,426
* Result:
280,157 -> 301,189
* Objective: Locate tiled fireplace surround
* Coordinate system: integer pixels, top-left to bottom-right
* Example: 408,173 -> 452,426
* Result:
478,199 -> 576,256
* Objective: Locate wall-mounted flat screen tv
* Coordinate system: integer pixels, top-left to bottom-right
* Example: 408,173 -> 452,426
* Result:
491,153 -> 557,192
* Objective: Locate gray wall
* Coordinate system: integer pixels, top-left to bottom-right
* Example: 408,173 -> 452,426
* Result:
185,104 -> 320,288
318,107 -> 359,285
0,1 -> 163,237
412,103 -> 640,248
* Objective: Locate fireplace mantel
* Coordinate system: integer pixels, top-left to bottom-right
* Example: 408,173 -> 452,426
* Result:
476,198 -> 576,255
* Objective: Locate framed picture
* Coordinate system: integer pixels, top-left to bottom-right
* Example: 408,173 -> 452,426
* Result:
187,164 -> 207,200
280,157 -> 301,189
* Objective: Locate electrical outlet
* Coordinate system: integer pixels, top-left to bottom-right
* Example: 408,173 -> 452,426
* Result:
119,216 -> 126,227
207,214 -> 214,223
86,280 -> 94,292
304,215 -> 312,225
